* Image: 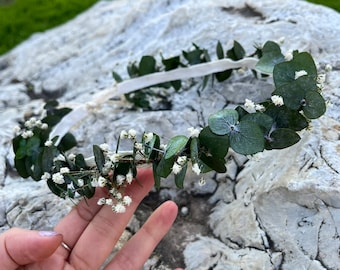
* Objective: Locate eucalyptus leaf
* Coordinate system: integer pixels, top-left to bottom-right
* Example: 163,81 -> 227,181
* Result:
302,91 -> 326,119
266,128 -> 300,149
227,40 -> 245,60
216,41 -> 224,59
199,153 -> 226,173
199,127 -> 229,158
26,136 -> 41,157
174,163 -> 187,188
139,55 -> 157,75
256,41 -> 284,74
229,121 -> 264,155
164,135 -> 189,160
58,132 -> 77,152
156,155 -> 175,178
208,109 -> 239,135
93,145 -> 105,173
241,112 -> 274,134
42,146 -> 58,172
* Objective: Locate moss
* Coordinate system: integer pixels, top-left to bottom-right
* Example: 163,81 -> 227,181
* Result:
0,0 -> 99,55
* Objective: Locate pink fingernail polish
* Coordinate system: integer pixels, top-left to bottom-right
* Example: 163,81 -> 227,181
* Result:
39,231 -> 59,237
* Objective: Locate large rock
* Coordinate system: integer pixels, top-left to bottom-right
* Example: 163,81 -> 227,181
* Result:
0,0 -> 339,269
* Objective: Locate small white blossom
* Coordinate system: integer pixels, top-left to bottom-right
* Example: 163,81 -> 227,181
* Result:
120,130 -> 128,139
13,125 -> 21,134
237,68 -> 245,75
295,70 -> 308,80
284,51 -> 293,61
160,144 -> 167,150
192,163 -> 201,176
325,64 -> 332,72
41,172 -> 51,181
109,153 -> 120,163
105,199 -> 113,205
44,140 -> 53,147
143,132 -> 154,143
52,172 -> 65,184
271,95 -> 284,106
177,156 -> 187,166
278,36 -> 285,44
91,178 -> 98,187
116,175 -> 126,186
134,142 -> 143,151
98,176 -> 107,187
97,198 -> 106,205
68,153 -> 76,161
21,130 -> 34,139
128,129 -> 137,139
255,104 -> 265,112
113,202 -> 126,213
188,127 -> 201,138
77,179 -> 84,187
60,167 -> 70,174
198,177 -> 206,186
41,123 -> 48,130
172,163 -> 182,175
35,120 -> 42,128
123,195 -> 132,206
126,170 -> 133,184
244,99 -> 256,113
24,118 -> 36,128
115,192 -> 122,200
99,143 -> 110,152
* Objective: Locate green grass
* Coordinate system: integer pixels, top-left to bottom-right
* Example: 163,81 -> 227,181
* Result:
0,0 -> 338,56
0,0 -> 99,55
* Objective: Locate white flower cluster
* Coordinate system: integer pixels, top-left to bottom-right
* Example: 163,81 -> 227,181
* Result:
40,166 -> 70,185
97,189 -> 132,213
187,127 -> 202,138
244,99 -> 265,113
13,116 -> 49,138
271,95 -> 284,106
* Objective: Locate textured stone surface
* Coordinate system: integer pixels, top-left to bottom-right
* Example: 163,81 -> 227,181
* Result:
0,0 -> 339,269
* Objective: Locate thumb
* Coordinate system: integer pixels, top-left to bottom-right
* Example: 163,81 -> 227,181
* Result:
0,228 -> 63,269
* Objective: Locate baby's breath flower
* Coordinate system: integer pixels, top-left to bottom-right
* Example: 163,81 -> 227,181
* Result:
24,118 -> 36,128
177,156 -> 187,166
120,130 -> 128,139
91,178 -> 98,187
35,120 -> 42,127
77,179 -> 84,187
284,51 -> 293,61
97,198 -> 106,205
126,170 -> 133,184
294,70 -> 308,80
115,192 -> 122,200
244,99 -> 256,113
41,172 -> 51,181
99,143 -> 110,152
187,127 -> 201,138
13,125 -> 21,134
41,123 -> 48,130
44,140 -> 53,147
278,36 -> 285,44
123,195 -> 132,206
21,130 -> 34,139
60,167 -> 70,174
325,64 -> 332,72
113,202 -> 126,213
98,176 -> 107,187
143,132 -> 154,143
172,163 -> 182,175
237,68 -> 245,75
109,153 -> 120,163
68,153 -> 76,161
134,142 -> 143,151
128,129 -> 137,139
52,172 -> 65,184
116,175 -> 126,186
192,163 -> 201,176
54,154 -> 66,162
255,104 -> 265,112
160,144 -> 167,150
271,95 -> 284,106
105,199 -> 113,205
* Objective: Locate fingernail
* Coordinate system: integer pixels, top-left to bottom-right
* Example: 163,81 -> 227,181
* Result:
39,231 -> 60,237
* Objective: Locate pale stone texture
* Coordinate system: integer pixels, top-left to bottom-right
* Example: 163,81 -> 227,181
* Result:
0,0 -> 339,269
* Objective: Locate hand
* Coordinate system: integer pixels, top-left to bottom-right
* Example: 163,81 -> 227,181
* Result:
0,168 -> 182,270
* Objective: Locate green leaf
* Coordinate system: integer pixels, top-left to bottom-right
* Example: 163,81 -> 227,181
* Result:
256,41 -> 284,74
190,137 -> 199,163
156,155 -> 175,178
75,154 -> 87,169
47,178 -> 67,198
58,132 -> 77,152
302,91 -> 326,119
153,162 -> 161,190
216,41 -> 224,59
199,153 -> 226,173
215,69 -> 232,82
266,128 -> 300,149
241,112 -> 273,134
174,163 -> 187,188
162,55 -> 181,71
14,157 -> 30,178
171,80 -> 182,91
227,40 -> 245,60
127,62 -> 139,78
273,52 -> 317,88
229,121 -> 264,155
208,109 -> 239,135
199,127 -> 229,159
77,176 -> 95,199
164,135 -> 189,160
26,136 -> 41,157
112,71 -> 123,83
42,146 -> 58,172
14,137 -> 27,159
144,133 -> 160,160
139,55 -> 157,76
93,145 -> 105,173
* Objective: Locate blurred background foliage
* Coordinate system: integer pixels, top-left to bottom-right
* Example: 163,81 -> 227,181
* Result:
0,0 -> 339,56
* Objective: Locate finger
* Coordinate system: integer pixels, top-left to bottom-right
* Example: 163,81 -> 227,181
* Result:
68,168 -> 155,269
0,228 -> 62,269
106,200 -> 178,270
